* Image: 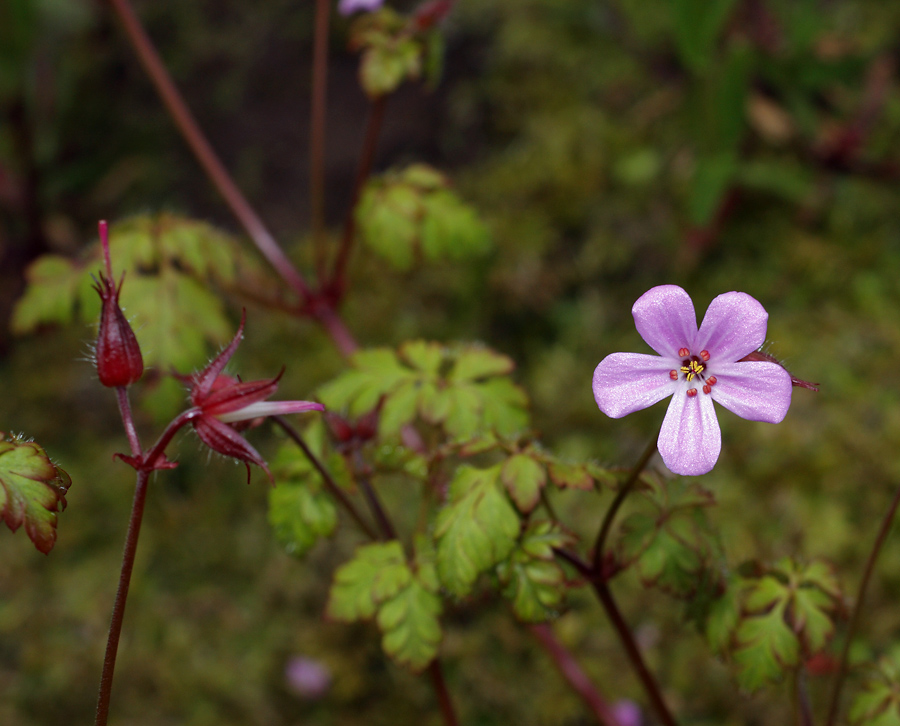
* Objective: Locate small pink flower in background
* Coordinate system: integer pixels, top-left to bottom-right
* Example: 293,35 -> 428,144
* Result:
285,656 -> 331,699
186,311 -> 324,481
338,0 -> 384,16
592,285 -> 793,476
612,699 -> 643,726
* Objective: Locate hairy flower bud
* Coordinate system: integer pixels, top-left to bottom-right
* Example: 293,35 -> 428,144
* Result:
92,221 -> 143,388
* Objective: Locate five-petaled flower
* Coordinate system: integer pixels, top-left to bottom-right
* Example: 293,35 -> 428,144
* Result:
592,285 -> 793,476
186,312 -> 324,482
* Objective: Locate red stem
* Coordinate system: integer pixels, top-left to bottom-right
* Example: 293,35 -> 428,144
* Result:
311,0 -> 330,281
95,469 -> 150,726
106,0 -> 312,302
529,623 -> 622,726
427,660 -> 460,726
331,96 -> 386,297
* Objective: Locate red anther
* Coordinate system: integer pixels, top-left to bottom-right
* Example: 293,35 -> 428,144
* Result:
707,376 -> 717,386
669,370 -> 678,380
702,384 -> 711,394
700,350 -> 710,361
678,347 -> 690,358
686,388 -> 698,397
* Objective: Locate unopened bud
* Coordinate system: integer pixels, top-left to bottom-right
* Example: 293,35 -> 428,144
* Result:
92,221 -> 143,388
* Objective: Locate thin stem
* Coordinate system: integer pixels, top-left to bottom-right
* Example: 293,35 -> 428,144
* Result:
795,666 -> 814,726
271,416 -> 378,540
114,386 -> 142,458
358,473 -> 397,541
331,96 -> 386,296
95,470 -> 150,726
592,434 -> 657,572
529,623 -> 622,726
825,481 -> 900,726
590,579 -> 679,726
107,0 -> 312,301
310,0 -> 331,281
427,660 -> 460,726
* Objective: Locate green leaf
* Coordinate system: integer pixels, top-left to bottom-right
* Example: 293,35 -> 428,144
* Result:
268,480 -> 337,558
850,645 -> 900,726
706,578 -> 743,655
377,577 -> 442,671
0,434 -> 71,554
497,521 -> 572,622
359,36 -> 422,98
501,453 -> 546,513
689,151 -> 738,226
450,346 -> 514,382
327,541 -> 411,621
733,602 -> 798,691
11,256 -> 88,333
434,465 -> 520,597
672,0 -> 739,74
477,377 -> 530,436
547,460 -> 594,491
399,340 -> 444,375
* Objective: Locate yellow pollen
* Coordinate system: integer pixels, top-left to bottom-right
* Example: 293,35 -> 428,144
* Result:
680,359 -> 706,382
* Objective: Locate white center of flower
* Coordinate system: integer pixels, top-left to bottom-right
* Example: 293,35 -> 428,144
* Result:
669,348 -> 717,397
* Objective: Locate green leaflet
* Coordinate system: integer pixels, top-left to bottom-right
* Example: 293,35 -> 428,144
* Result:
327,539 -> 443,672
497,521 -> 572,622
434,465 -> 519,597
350,8 -> 423,98
0,434 -> 71,554
356,164 -> 491,272
850,645 -> 900,726
317,341 -> 529,440
707,558 -> 842,692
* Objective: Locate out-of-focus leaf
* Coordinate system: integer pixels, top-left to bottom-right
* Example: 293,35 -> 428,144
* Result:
689,152 -> 738,226
500,452 -> 546,513
377,577 -> 442,671
672,0 -> 739,74
0,434 -> 71,554
434,465 -> 519,597
850,644 -> 900,726
11,255 -> 90,333
547,460 -> 594,491
327,540 -> 411,621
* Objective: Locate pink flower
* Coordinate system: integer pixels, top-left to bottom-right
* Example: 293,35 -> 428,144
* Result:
186,312 -> 324,481
592,285 -> 793,476
338,0 -> 384,15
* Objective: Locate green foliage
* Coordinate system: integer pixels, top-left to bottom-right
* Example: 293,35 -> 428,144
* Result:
350,8 -> 424,98
0,433 -> 71,554
500,452 -> 546,512
267,424 -> 347,557
434,465 -> 520,597
617,478 -> 723,597
850,645 -> 900,726
12,214 -> 264,372
327,539 -> 442,671
356,164 -> 491,272
497,520 -> 573,622
671,0 -> 739,74
706,559 -> 842,691
317,340 -> 529,440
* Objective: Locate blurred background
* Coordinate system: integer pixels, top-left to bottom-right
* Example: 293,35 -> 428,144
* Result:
3,0 -> 900,723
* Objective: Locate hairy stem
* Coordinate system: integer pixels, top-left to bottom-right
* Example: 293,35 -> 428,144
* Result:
529,623 -> 622,726
107,0 -> 311,301
271,416 -> 378,540
310,0 -> 330,281
114,386 -> 142,458
825,481 -> 900,726
95,470 -> 150,726
331,96 -> 386,296
592,434 -> 657,572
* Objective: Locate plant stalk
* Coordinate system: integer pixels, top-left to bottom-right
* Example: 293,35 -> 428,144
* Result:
825,480 -> 900,726
310,0 -> 331,281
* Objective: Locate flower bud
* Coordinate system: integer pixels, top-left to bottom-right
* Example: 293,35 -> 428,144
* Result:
93,272 -> 144,387
92,220 -> 143,388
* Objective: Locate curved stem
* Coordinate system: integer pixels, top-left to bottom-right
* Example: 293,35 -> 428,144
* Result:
95,470 -> 150,726
592,434 -> 657,572
271,416 -> 378,540
358,473 -> 397,541
107,0 -> 312,302
427,660 -> 460,726
310,0 -> 330,281
115,386 -> 142,458
529,622 -> 622,726
825,480 -> 900,726
331,96 -> 386,296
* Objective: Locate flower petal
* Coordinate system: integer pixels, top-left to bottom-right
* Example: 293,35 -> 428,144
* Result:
658,389 -> 721,476
193,414 -> 271,483
593,353 -> 678,418
192,311 -> 246,401
694,292 -> 768,362
201,374 -> 281,415
709,361 -> 793,423
217,400 -> 325,423
632,285 -> 698,357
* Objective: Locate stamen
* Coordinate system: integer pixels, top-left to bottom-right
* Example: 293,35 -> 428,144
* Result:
702,384 -> 711,394
669,370 -> 678,380
678,347 -> 690,358
686,388 -> 698,397
681,359 -> 706,382
700,350 -> 710,361
707,376 -> 717,386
